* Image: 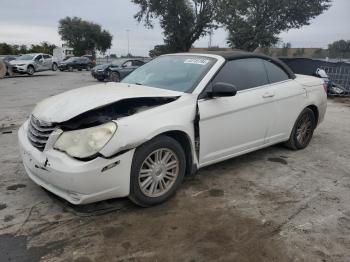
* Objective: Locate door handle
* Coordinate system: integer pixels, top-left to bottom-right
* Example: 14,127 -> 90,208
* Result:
262,92 -> 275,98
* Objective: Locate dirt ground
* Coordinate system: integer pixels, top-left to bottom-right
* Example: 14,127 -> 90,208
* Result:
1,71 -> 350,262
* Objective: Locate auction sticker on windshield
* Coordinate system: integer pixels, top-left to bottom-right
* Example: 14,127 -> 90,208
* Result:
184,58 -> 210,65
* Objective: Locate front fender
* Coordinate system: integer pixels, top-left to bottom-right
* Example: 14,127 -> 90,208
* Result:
100,95 -> 197,159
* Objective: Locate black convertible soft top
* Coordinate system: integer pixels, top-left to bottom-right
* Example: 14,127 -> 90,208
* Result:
199,50 -> 296,79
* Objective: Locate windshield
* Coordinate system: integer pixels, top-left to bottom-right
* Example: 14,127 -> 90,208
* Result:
16,54 -> 34,61
121,55 -> 216,92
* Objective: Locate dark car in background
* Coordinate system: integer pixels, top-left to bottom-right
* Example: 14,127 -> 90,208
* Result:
58,57 -> 93,72
0,55 -> 19,62
91,58 -> 145,82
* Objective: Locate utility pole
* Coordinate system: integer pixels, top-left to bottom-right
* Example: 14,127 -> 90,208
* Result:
208,28 -> 213,49
126,29 -> 130,56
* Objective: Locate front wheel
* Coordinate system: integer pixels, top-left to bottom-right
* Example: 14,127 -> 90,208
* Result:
285,108 -> 316,150
129,136 -> 186,207
27,65 -> 35,75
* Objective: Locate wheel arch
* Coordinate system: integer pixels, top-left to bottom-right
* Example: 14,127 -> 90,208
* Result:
155,130 -> 196,176
306,104 -> 319,125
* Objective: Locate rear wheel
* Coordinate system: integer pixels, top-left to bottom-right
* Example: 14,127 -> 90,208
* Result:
27,65 -> 35,75
109,71 -> 120,82
285,108 -> 316,150
129,136 -> 186,207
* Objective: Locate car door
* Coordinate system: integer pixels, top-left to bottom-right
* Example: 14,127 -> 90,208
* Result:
42,54 -> 52,70
72,58 -> 80,69
198,58 -> 275,166
263,60 -> 306,143
34,55 -> 45,71
119,60 -> 134,78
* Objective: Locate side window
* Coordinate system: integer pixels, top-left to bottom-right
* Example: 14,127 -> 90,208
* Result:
264,60 -> 289,84
213,58 -> 269,91
35,55 -> 43,61
132,60 -> 144,66
123,61 -> 132,67
43,54 -> 51,59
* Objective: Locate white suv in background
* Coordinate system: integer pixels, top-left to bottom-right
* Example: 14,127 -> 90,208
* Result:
10,53 -> 58,75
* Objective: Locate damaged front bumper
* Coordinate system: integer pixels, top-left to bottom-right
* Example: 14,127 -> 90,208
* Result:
18,120 -> 134,204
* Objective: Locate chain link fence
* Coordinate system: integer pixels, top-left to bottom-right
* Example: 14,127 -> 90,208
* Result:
281,58 -> 350,97
320,65 -> 350,96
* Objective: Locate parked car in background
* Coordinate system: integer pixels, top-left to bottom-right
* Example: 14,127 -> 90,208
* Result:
0,55 -> 19,62
58,57 -> 93,72
18,51 -> 327,206
10,53 -> 58,75
91,58 -> 145,82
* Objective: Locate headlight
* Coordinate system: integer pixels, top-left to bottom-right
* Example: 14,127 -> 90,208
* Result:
54,122 -> 117,159
17,64 -> 25,66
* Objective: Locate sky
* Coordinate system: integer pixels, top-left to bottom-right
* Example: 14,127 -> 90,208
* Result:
0,0 -> 349,56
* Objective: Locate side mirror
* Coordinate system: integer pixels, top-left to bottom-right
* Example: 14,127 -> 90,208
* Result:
207,82 -> 237,98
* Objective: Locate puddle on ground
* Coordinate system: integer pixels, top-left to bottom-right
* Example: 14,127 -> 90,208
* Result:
268,157 -> 288,165
0,234 -> 66,262
6,184 -> 26,191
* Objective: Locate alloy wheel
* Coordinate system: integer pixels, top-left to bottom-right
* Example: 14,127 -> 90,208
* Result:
296,113 -> 313,145
138,148 -> 179,198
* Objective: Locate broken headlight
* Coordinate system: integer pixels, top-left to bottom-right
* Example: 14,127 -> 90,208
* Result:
54,122 -> 117,159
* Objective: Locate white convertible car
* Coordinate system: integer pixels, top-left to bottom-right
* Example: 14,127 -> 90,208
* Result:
18,52 -> 327,206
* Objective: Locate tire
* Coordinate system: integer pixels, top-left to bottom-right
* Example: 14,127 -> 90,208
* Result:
68,66 -> 73,72
27,65 -> 35,75
129,135 -> 186,207
52,63 -> 58,71
109,71 -> 120,82
285,108 -> 316,150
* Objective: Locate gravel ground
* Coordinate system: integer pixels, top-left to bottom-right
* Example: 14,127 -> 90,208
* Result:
0,71 -> 350,262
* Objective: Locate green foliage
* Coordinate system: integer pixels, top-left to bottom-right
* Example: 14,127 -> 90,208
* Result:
148,45 -> 172,57
0,42 -> 56,55
216,0 -> 331,51
132,0 -> 218,52
58,17 -> 112,56
328,40 -> 350,58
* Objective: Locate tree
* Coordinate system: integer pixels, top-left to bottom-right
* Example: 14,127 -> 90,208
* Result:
149,44 -> 172,57
0,43 -> 13,55
132,0 -> 218,53
328,40 -> 350,58
217,0 -> 331,51
28,42 -> 57,54
58,17 -> 113,56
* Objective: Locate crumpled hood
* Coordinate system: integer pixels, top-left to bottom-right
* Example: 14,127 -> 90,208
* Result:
32,83 -> 183,123
10,60 -> 32,65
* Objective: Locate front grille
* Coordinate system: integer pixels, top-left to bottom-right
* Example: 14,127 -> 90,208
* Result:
27,115 -> 56,151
